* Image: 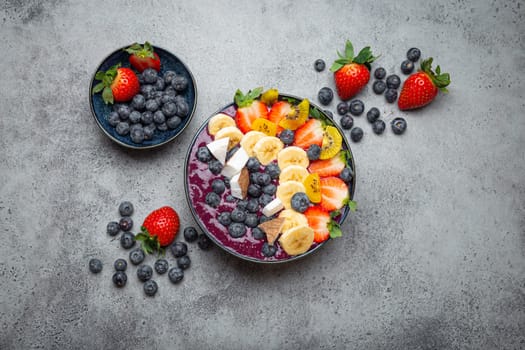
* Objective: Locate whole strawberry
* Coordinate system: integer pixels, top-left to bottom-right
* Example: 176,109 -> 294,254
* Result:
136,206 -> 180,254
92,63 -> 140,104
124,41 -> 161,72
330,40 -> 376,101
398,58 -> 450,110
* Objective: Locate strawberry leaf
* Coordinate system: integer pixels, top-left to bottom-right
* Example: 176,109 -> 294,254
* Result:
353,46 -> 376,65
91,82 -> 105,94
330,62 -> 344,72
344,40 -> 354,60
348,200 -> 357,212
102,87 -> 113,104
328,220 -> 342,238
95,71 -> 105,80
309,107 -> 322,120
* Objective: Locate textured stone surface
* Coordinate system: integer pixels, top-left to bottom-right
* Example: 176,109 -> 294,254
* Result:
0,0 -> 524,349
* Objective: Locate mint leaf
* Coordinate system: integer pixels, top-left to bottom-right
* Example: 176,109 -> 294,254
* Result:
328,220 -> 342,238
348,200 -> 357,212
310,107 -> 321,119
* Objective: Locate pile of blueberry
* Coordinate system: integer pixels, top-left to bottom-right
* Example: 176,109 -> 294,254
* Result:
107,68 -> 191,144
196,147 -> 281,258
88,202 -> 213,297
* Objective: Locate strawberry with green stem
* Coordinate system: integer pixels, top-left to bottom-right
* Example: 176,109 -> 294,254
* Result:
124,41 -> 161,72
92,63 -> 140,104
136,206 -> 180,254
234,87 -> 269,133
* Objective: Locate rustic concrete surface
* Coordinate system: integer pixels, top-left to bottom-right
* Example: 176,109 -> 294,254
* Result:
0,0 -> 524,349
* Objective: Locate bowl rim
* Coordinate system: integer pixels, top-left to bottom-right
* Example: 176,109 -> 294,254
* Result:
88,44 -> 198,150
184,93 -> 356,264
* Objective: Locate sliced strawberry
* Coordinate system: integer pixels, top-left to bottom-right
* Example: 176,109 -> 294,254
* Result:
234,88 -> 268,133
293,118 -> 324,149
304,206 -> 330,243
320,177 -> 349,211
308,151 -> 346,177
268,101 -> 292,133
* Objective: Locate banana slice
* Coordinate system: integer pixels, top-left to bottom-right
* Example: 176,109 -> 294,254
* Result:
215,126 -> 244,150
276,180 -> 306,209
278,225 -> 314,256
278,209 -> 308,234
253,136 -> 284,165
277,146 -> 309,170
279,165 -> 310,183
207,113 -> 236,135
240,131 -> 266,157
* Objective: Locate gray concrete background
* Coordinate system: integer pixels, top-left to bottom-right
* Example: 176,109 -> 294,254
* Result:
0,0 -> 524,349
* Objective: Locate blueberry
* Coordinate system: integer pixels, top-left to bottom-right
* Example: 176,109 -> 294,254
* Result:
162,102 -> 177,117
340,114 -> 354,130
154,78 -> 165,91
143,68 -> 158,84
177,255 -> 191,270
373,80 -> 387,94
314,59 -> 326,72
256,173 -> 272,186
279,129 -> 295,145
261,243 -> 277,257
131,94 -> 146,111
130,126 -> 145,143
197,146 -> 212,162
248,184 -> 262,198
225,195 -> 236,203
141,111 -> 154,124
340,167 -> 354,183
374,67 -> 386,80
386,75 -> 401,89
164,87 -> 177,97
246,157 -> 261,172
208,160 -> 223,175
143,124 -> 156,140
349,100 -> 364,116
112,271 -> 127,287
161,93 -> 176,105
291,192 -> 310,213
119,216 -> 133,231
407,47 -> 421,62
391,117 -> 407,135
156,122 -> 168,132
171,242 -> 188,258
164,71 -> 177,85
140,85 -> 155,99
154,259 -> 169,274
114,259 -> 127,271
372,119 -> 386,135
107,221 -> 120,236
172,75 -> 188,91
231,208 -> 247,223
252,227 -> 266,240
249,173 -> 258,185
146,99 -> 160,112
128,110 -> 141,124
89,258 -> 103,273
366,107 -> 380,123
137,264 -> 153,282
236,199 -> 248,210
337,102 -> 348,115
183,226 -> 199,242
137,73 -> 144,84
307,144 -> 321,160
218,211 -> 232,226
401,60 -> 415,75
115,122 -> 130,136
129,248 -> 145,265
118,201 -> 134,216
228,222 -> 247,238
175,100 -> 190,118
318,87 -> 333,105
350,127 -> 364,142
323,110 -> 334,118
265,163 -> 280,179
108,111 -> 120,127
168,267 -> 184,283
385,89 -> 398,103
120,232 -> 135,249
174,95 -> 186,104
259,215 -> 273,223
153,110 -> 166,124
205,192 -> 221,208
258,194 -> 273,207
245,199 -> 259,213
244,213 -> 259,228
197,234 -> 213,250
143,280 -> 158,297
116,105 -> 131,119
262,184 -> 277,196
211,179 -> 226,194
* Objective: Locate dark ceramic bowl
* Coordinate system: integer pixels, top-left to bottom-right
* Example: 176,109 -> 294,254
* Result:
89,45 -> 197,149
184,94 -> 356,264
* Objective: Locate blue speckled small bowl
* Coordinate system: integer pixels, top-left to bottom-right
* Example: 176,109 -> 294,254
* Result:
89,45 -> 197,149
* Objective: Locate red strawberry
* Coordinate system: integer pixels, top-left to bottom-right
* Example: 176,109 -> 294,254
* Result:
398,58 -> 450,110
268,100 -> 291,133
320,177 -> 349,211
234,88 -> 268,133
92,63 -> 140,104
293,118 -> 324,149
124,41 -> 161,72
136,206 -> 180,253
304,206 -> 331,243
308,151 -> 347,177
330,40 -> 376,101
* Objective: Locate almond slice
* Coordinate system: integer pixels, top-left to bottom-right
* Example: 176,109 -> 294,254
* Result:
258,217 -> 285,245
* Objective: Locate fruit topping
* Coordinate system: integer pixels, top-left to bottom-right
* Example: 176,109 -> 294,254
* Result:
320,177 -> 349,211
258,217 -> 285,245
319,126 -> 342,160
234,87 -> 268,133
276,181 -> 306,210
308,151 -> 347,177
279,165 -> 310,183
277,146 -> 309,169
290,192 -> 311,213
293,118 -> 324,150
251,118 -> 277,136
278,225 -> 314,256
253,136 -> 284,165
303,173 -> 321,203
277,99 -> 310,130
214,126 -> 243,150
260,88 -> 279,105
208,113 -> 236,135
